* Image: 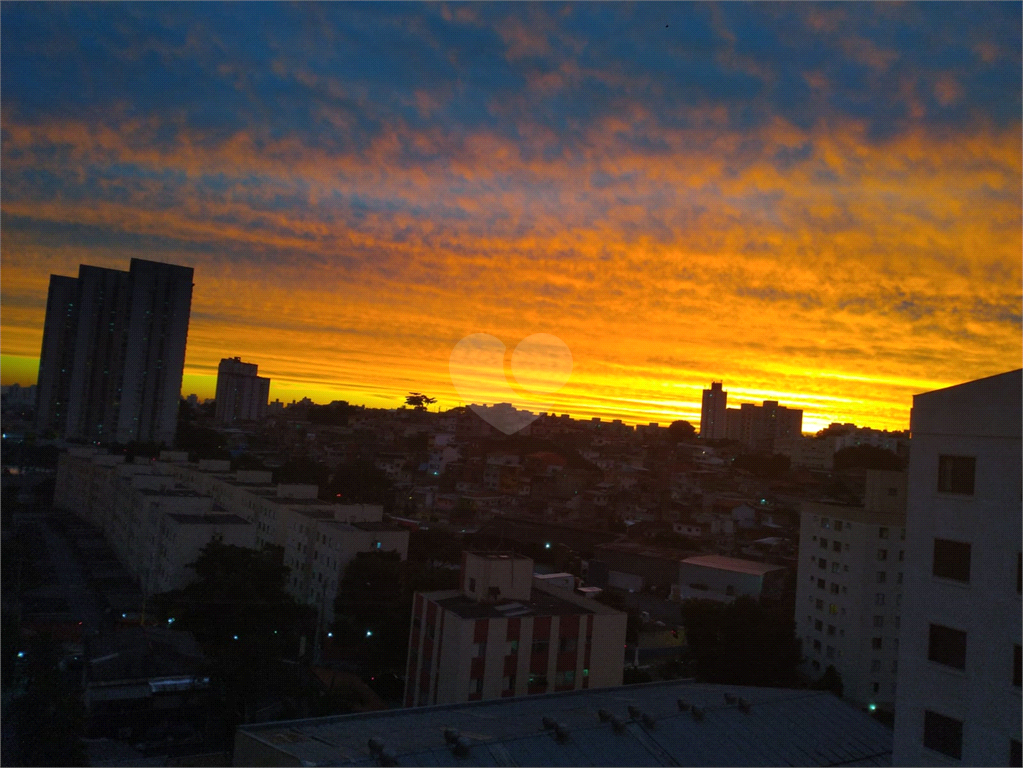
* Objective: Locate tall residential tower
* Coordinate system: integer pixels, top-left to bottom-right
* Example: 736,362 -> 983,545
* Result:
700,381 -> 728,439
35,258 -> 194,445
214,357 -> 270,424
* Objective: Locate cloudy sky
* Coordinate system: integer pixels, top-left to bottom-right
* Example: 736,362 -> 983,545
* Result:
2,2 -> 1020,431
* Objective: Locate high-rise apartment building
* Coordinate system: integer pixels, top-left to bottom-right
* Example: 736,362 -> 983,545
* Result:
725,400 -> 803,451
893,370 -> 1022,766
404,551 -> 626,707
700,381 -> 728,439
35,258 -> 194,445
214,357 -> 270,424
796,470 -> 907,709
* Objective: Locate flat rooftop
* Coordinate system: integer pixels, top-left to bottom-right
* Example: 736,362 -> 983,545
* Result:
165,513 -> 250,526
234,680 -> 893,767
429,585 -> 604,621
680,555 -> 786,576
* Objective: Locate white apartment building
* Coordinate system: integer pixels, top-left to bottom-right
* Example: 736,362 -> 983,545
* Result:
796,470 -> 907,708
893,370 -> 1021,766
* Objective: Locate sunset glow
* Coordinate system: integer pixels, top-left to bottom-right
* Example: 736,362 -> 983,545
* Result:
2,3 -> 1020,432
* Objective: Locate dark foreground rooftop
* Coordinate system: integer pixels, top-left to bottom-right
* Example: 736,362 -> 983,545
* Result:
234,680 -> 892,766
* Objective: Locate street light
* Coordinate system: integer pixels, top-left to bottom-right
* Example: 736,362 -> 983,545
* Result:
366,630 -> 373,638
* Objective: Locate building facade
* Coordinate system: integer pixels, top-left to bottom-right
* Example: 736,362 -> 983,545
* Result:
35,258 -> 194,444
215,357 -> 271,424
404,552 -> 626,707
700,381 -> 728,440
677,554 -> 787,603
795,470 -> 907,708
724,400 -> 803,451
893,369 -> 1022,766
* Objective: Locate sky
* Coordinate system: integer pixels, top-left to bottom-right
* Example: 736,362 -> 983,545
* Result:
2,2 -> 1020,433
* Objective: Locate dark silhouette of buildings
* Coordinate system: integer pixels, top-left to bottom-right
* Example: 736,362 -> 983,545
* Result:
700,381 -> 728,439
35,258 -> 194,444
215,357 -> 270,424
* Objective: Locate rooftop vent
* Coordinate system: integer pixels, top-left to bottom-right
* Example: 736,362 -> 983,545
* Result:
610,715 -> 627,734
692,706 -> 705,722
542,716 -> 557,730
368,737 -> 386,755
451,736 -> 471,759
676,699 -> 690,712
554,723 -> 570,742
597,709 -> 613,722
641,714 -> 656,729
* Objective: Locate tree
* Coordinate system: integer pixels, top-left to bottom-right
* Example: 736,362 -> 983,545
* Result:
833,445 -> 905,472
812,664 -> 844,698
274,457 -> 331,486
667,420 -> 697,443
680,596 -> 801,686
324,459 -> 392,504
152,541 -> 315,722
405,393 -> 436,411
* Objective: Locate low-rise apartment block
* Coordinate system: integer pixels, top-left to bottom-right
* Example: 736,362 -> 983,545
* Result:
404,551 -> 626,707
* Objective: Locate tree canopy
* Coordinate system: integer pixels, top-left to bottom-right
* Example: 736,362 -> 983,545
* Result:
680,596 -> 801,687
405,393 -> 436,411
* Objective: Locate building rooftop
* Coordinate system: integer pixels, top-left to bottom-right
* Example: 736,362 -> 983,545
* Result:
680,555 -> 787,576
234,680 -> 893,766
429,584 -> 611,621
165,513 -> 250,525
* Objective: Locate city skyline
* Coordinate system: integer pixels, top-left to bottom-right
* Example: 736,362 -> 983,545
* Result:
2,3 -> 1021,433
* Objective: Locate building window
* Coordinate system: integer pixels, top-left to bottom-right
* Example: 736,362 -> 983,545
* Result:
554,670 -> 575,687
877,571 -> 887,584
508,639 -> 519,654
830,583 -> 840,595
872,682 -> 880,694
813,639 -> 821,651
502,674 -> 516,691
527,673 -> 547,689
473,642 -> 487,657
928,624 -> 967,670
827,624 -> 836,636
468,578 -> 476,592
874,615 -> 884,628
820,538 -> 829,549
877,549 -> 888,561
818,558 -> 827,570
531,639 -> 549,656
1017,552 -> 1021,595
821,518 -> 830,529
816,599 -> 824,610
1014,644 -> 1021,687
829,604 -> 839,615
812,660 -> 820,671
872,637 -> 883,650
832,562 -> 840,573
815,619 -> 823,632
558,637 -> 578,654
933,539 -> 971,583
875,593 -> 885,606
471,677 -> 483,694
832,541 -> 841,553
897,572 -> 903,585
817,578 -> 826,590
898,549 -> 905,562
834,520 -> 843,532
938,455 -> 976,495
879,527 -> 889,539
923,710 -> 963,760
826,645 -> 834,659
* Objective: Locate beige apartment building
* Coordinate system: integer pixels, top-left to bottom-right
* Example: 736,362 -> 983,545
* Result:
404,552 -> 626,707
